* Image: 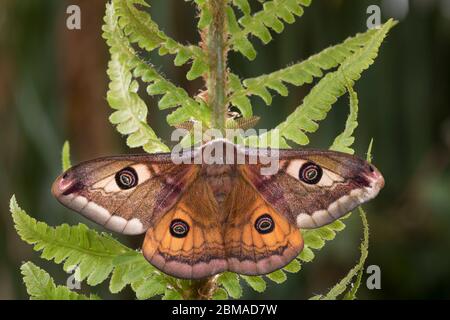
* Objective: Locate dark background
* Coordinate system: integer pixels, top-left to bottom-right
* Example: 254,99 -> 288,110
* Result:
1,0 -> 449,299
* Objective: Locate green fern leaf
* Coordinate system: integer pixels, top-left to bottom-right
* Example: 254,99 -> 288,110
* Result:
241,275 -> 267,293
283,258 -> 302,273
21,262 -> 99,300
251,19 -> 395,147
229,0 -> 312,60
193,0 -> 212,29
61,141 -> 72,171
212,288 -> 229,300
298,246 -> 315,262
132,274 -> 167,300
217,272 -> 243,299
11,196 -> 129,286
232,0 -> 251,15
231,23 -> 391,112
330,84 -> 359,154
163,288 -> 184,300
316,208 -> 369,300
113,0 -> 208,80
366,138 -> 374,163
107,54 -> 170,153
266,269 -> 287,284
103,3 -> 211,128
109,264 -> 132,294
12,195 -> 184,299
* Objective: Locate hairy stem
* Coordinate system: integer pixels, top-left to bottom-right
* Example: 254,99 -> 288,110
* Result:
207,0 -> 228,131
184,276 -> 219,300
181,0 -> 229,300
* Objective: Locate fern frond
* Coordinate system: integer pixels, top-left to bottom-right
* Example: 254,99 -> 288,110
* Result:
193,0 -> 213,29
314,208 -> 369,300
113,0 -> 208,80
231,0 -> 251,16
330,84 -> 359,154
229,0 -> 312,60
12,196 -> 129,286
248,19 -> 394,147
230,26 -> 386,112
107,54 -> 170,153
241,275 -> 267,293
218,272 -> 243,299
61,141 -> 72,172
366,138 -> 374,163
103,3 -> 210,135
12,195 -> 185,300
21,262 -> 100,300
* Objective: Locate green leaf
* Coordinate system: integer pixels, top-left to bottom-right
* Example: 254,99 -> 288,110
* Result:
109,264 -> 132,294
217,272 -> 242,299
316,208 -> 370,300
302,231 -> 326,250
232,0 -> 251,15
11,196 -> 128,286
12,195 -> 180,299
103,2 -> 210,131
163,288 -> 184,300
298,246 -> 315,262
241,275 -> 267,293
266,269 -> 287,284
61,141 -> 72,171
249,19 -> 395,147
343,266 -> 364,300
21,262 -> 99,300
212,288 -> 229,300
132,274 -> 167,300
186,58 -> 208,81
194,0 -> 212,29
112,0 -> 207,79
366,138 -> 374,163
283,259 -> 302,273
330,84 -> 359,154
106,55 -> 169,153
233,21 -> 395,115
229,0 -> 312,59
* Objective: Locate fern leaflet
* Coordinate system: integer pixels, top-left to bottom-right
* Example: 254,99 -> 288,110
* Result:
229,26 -> 385,114
228,0 -> 312,60
330,84 -> 359,154
113,0 -> 208,80
103,2 -> 211,137
248,20 -> 394,147
21,262 -> 100,300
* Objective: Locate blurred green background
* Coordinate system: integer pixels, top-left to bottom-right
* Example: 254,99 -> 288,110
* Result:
1,0 -> 449,299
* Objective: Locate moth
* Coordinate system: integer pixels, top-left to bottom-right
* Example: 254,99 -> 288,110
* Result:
52,139 -> 384,279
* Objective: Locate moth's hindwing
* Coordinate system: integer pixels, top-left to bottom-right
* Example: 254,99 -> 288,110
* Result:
224,177 -> 303,275
142,177 -> 227,279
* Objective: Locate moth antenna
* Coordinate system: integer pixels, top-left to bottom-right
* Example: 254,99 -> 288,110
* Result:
226,116 -> 261,130
174,120 -> 195,131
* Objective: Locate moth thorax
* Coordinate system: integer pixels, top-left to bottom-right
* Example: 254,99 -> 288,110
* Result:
201,141 -> 239,165
204,165 -> 235,204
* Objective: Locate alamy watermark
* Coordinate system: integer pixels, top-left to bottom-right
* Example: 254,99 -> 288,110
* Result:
66,5 -> 81,30
366,264 -> 382,290
66,265 -> 81,290
169,124 -> 281,175
367,5 -> 382,29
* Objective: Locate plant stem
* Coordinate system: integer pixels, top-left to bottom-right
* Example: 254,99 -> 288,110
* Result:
184,276 -> 219,300
207,0 -> 228,131
181,0 -> 229,300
